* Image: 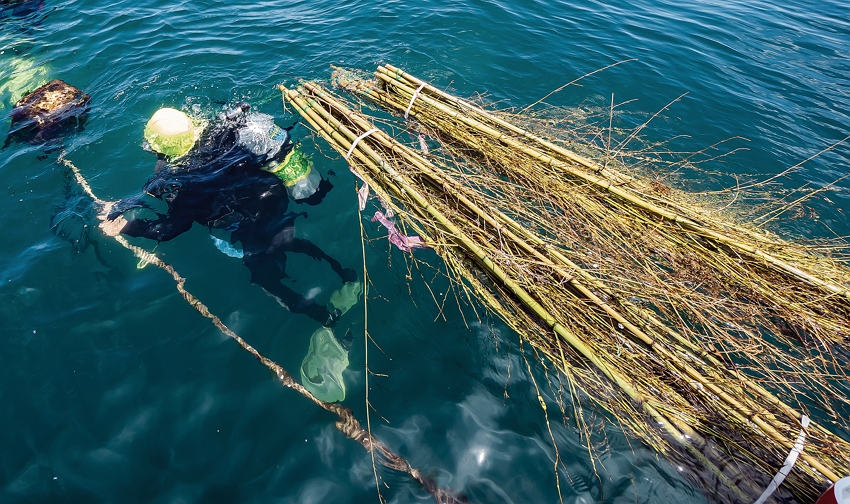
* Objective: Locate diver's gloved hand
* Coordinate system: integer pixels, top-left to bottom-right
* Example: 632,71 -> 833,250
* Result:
95,201 -> 128,237
99,218 -> 127,237
222,102 -> 250,121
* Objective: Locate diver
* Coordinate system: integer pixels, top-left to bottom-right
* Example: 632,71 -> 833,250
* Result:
99,104 -> 356,327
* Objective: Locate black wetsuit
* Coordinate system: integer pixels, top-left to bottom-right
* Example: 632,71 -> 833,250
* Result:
111,110 -> 353,325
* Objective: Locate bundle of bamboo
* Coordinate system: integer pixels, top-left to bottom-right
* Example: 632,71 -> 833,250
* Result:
281,68 -> 850,503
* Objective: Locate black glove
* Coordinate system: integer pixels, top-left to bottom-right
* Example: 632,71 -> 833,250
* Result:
223,102 -> 250,121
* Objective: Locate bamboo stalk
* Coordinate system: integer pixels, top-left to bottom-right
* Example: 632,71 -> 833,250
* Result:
284,80 -> 850,502
374,69 -> 850,302
349,75 -> 848,453
283,84 -> 782,499
304,82 -> 847,483
380,64 -> 639,186
378,65 -> 791,248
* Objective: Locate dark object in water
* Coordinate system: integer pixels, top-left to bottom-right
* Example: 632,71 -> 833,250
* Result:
1,0 -> 43,16
4,79 -> 90,147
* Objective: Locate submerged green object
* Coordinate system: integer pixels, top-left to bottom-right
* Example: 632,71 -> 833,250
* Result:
300,327 -> 349,403
266,145 -> 313,185
329,281 -> 361,316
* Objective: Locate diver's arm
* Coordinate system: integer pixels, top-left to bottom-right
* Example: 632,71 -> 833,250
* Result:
243,253 -> 337,326
95,198 -> 192,241
120,213 -> 194,242
287,237 -> 357,283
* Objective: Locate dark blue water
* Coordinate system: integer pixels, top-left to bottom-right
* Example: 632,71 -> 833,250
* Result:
2,0 -> 849,503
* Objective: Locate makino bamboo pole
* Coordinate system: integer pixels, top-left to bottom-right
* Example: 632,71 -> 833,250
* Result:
377,65 -> 790,248
334,75 -> 850,499
301,82 -> 841,484
373,68 -> 850,302
347,77 -> 845,449
361,72 -> 850,446
380,64 -> 638,186
282,84 -> 759,499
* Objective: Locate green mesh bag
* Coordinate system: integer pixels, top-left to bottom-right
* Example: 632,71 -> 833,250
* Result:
300,326 -> 349,403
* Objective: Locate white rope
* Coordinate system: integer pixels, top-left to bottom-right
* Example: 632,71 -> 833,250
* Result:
752,415 -> 810,504
403,83 -> 426,120
345,128 -> 379,161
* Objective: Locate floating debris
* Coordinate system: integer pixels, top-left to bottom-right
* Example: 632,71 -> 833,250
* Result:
5,79 -> 90,147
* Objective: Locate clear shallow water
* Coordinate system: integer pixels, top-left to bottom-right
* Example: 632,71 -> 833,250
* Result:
1,0 -> 849,503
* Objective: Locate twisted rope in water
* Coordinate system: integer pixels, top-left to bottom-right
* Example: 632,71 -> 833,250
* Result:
58,150 -> 465,504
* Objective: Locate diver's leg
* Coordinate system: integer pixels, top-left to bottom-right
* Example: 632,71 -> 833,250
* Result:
262,281 -> 332,324
243,253 -> 336,325
286,237 -> 356,283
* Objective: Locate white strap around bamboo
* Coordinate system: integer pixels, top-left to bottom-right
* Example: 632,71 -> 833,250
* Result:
752,415 -> 810,504
404,83 -> 427,120
345,128 -> 379,161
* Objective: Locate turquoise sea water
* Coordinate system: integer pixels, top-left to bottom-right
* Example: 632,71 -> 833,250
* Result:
2,1 -> 849,503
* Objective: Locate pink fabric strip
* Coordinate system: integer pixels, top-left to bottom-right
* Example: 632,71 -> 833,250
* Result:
371,210 -> 429,252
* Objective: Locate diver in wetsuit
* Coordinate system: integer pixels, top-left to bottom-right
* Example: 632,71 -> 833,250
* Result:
100,104 -> 354,327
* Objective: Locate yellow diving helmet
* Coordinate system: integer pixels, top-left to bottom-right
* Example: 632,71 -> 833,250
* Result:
143,107 -> 200,158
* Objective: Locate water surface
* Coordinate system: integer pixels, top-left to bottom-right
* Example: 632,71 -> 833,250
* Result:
2,0 -> 849,502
